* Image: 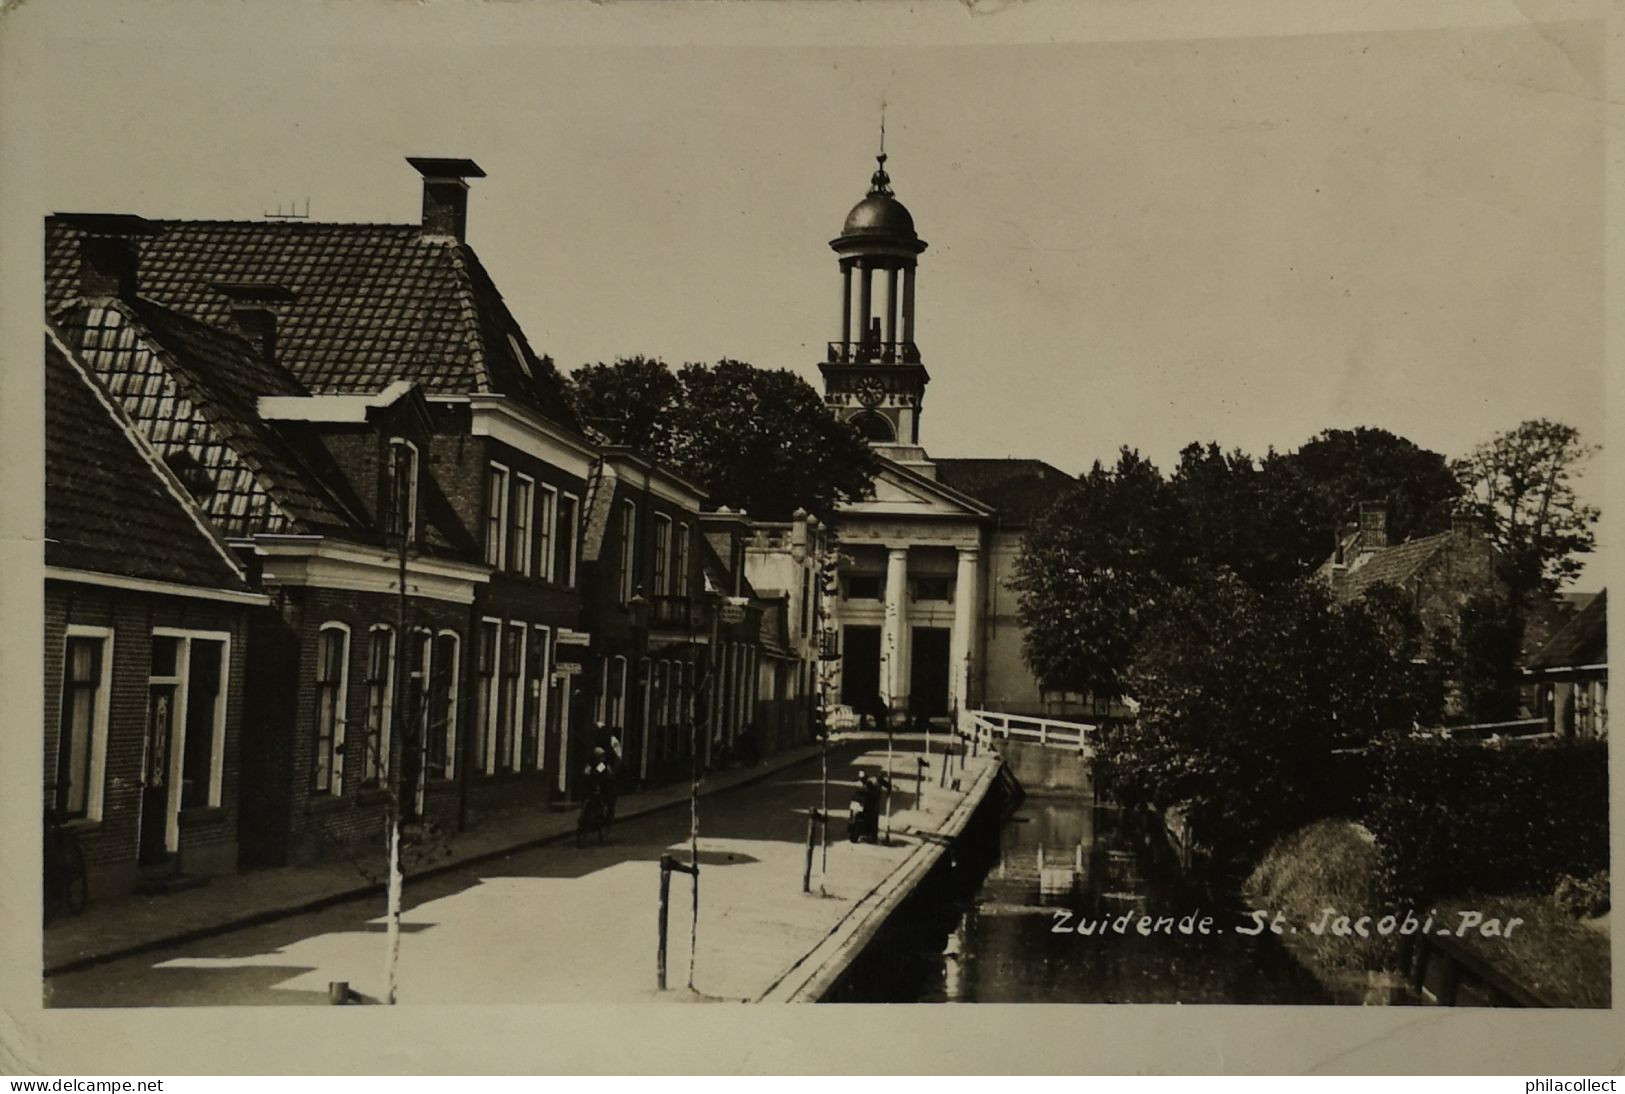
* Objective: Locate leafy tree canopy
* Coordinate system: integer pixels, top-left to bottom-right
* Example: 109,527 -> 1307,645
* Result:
565,356 -> 879,523
1451,418 -> 1600,603
1288,426 -> 1463,551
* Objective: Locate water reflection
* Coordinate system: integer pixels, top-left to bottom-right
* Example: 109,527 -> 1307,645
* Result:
909,786 -> 1333,1005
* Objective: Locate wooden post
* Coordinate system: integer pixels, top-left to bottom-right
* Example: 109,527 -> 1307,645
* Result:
803,809 -> 822,893
916,756 -> 926,804
657,857 -> 672,991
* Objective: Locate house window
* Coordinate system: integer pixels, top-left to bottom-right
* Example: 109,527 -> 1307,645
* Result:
363,626 -> 395,786
845,574 -> 883,600
500,623 -> 525,771
619,499 -> 637,603
675,522 -> 690,597
313,624 -> 350,795
429,631 -> 460,780
512,474 -> 535,575
914,577 -> 952,602
475,619 -> 500,774
538,485 -> 557,582
55,629 -> 112,821
607,655 -> 628,733
524,625 -> 551,771
386,439 -> 418,543
653,514 -> 672,596
557,492 -> 580,588
485,463 -> 509,569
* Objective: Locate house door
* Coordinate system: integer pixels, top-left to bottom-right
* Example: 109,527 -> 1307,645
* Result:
909,627 -> 951,720
140,637 -> 184,866
840,625 -> 882,714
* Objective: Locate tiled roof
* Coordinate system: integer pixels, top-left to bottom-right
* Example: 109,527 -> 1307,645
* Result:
52,300 -> 359,538
1332,532 -> 1449,602
1529,589 -> 1607,671
45,330 -> 249,592
933,457 -> 1077,525
46,218 -> 581,431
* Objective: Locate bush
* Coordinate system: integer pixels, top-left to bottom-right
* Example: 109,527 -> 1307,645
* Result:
1362,737 -> 1609,905
1247,819 -> 1393,972
1552,871 -> 1611,918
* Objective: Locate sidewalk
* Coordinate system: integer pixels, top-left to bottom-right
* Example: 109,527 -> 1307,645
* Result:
43,742 -> 823,977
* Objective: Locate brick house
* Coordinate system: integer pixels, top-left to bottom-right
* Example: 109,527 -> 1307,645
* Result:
45,160 -> 600,861
44,323 -> 269,899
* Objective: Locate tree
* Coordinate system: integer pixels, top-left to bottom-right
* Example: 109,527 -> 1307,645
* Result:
1451,591 -> 1525,722
1170,442 -> 1322,588
1288,427 -> 1462,552
1095,574 -> 1438,868
670,360 -> 879,523
564,357 -> 879,523
1451,419 -> 1600,604
1012,448 -> 1188,699
564,356 -> 682,463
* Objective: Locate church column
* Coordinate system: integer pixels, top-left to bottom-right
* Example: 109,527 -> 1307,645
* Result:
902,264 -> 917,346
858,261 -> 873,345
840,261 -> 853,350
884,265 -> 899,348
882,546 -> 909,719
950,546 -> 979,715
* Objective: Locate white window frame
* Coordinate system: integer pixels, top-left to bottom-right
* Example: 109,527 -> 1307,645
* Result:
538,484 -> 558,583
59,624 -> 114,823
364,624 -> 396,786
485,462 -> 510,569
675,522 -> 690,598
512,473 -> 535,576
559,491 -> 581,588
529,624 -> 552,771
506,621 -> 527,772
388,437 -> 419,544
312,622 -> 350,798
435,629 -> 461,781
652,513 -> 673,596
480,616 -> 502,775
152,627 -> 233,819
619,499 -> 637,604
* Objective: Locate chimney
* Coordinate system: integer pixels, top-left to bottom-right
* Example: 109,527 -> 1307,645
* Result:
57,214 -> 157,301
406,157 -> 486,242
212,282 -> 296,363
1358,501 -> 1389,550
1451,511 -> 1481,538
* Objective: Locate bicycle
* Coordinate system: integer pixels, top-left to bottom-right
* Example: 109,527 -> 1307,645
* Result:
575,792 -> 610,847
43,804 -> 88,922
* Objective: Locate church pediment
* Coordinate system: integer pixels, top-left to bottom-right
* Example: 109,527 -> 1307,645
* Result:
839,456 -> 993,520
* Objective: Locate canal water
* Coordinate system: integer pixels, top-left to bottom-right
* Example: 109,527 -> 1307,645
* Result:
844,774 -> 1334,1004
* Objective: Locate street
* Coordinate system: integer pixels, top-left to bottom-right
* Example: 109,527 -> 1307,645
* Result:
45,738 -> 952,1007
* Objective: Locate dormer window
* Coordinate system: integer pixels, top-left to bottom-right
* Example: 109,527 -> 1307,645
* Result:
387,438 -> 419,544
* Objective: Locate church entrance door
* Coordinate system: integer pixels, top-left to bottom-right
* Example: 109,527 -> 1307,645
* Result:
840,625 -> 882,716
909,627 -> 951,720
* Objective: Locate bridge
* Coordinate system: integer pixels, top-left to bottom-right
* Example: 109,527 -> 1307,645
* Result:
958,709 -> 1097,755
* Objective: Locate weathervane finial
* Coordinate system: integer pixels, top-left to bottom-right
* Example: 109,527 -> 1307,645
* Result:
870,106 -> 893,196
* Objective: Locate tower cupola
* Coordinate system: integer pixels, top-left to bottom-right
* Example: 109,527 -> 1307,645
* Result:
821,148 -> 931,447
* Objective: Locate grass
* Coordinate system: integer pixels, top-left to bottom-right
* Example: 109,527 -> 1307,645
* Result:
1432,894 -> 1611,1009
1246,820 -> 1613,1008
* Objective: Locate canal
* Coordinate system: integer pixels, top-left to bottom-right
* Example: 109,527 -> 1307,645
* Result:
840,763 -> 1335,1004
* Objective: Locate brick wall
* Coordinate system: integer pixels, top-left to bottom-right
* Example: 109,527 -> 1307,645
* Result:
44,580 -> 250,898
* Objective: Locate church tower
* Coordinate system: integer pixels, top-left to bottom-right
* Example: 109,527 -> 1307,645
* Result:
820,151 -> 930,447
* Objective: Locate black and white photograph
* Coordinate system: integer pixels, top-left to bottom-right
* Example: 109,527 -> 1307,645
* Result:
0,0 -> 1619,1077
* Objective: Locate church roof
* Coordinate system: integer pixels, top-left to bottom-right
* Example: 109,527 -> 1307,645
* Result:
933,457 -> 1077,527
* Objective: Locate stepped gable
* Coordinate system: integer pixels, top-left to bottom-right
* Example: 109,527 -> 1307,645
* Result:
46,217 -> 582,433
932,457 -> 1077,526
45,328 -> 249,593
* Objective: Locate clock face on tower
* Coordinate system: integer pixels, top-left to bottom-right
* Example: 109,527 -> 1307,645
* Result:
854,375 -> 886,409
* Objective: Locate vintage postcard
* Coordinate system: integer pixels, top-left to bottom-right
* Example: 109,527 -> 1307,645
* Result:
0,0 -> 1619,1076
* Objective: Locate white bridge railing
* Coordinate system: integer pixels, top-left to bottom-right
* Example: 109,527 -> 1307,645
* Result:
959,709 -> 1097,753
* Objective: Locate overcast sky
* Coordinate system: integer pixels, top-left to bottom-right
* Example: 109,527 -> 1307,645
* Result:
12,1 -> 1609,580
